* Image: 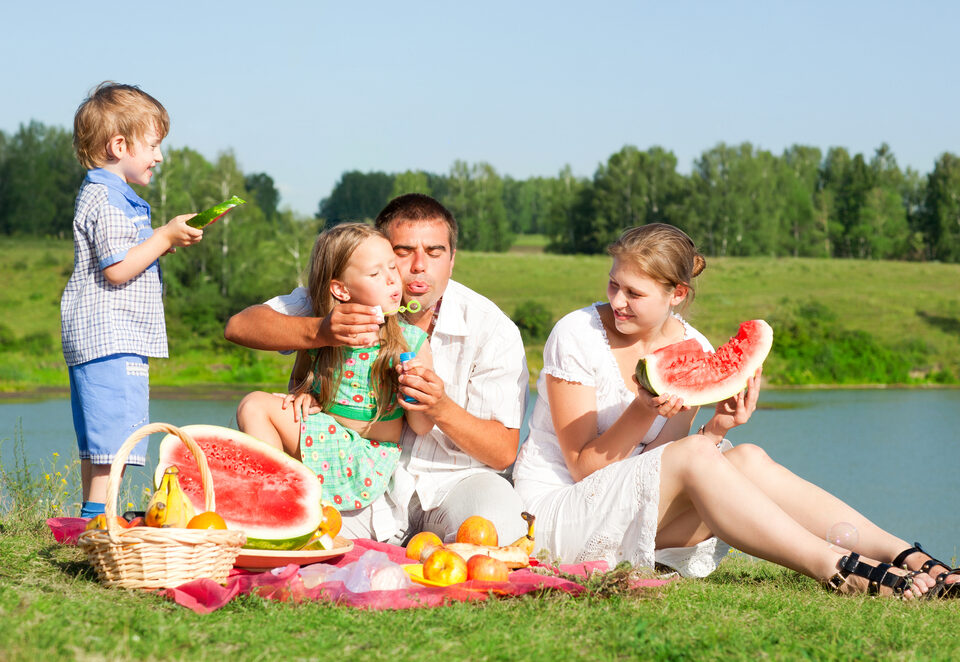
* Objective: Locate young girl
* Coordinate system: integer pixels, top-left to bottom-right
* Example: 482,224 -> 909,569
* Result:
513,223 -> 957,599
238,223 -> 433,511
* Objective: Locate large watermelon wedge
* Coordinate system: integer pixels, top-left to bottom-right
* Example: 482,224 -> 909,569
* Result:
156,425 -> 322,550
635,320 -> 773,406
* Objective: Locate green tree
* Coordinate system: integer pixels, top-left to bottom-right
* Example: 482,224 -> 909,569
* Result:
244,172 -> 280,221
442,161 -> 511,251
852,187 -> 909,259
503,176 -> 554,235
683,143 -> 781,257
318,171 -> 394,225
542,165 -> 594,253
0,121 -> 83,236
390,169 -> 432,198
779,145 -> 823,257
921,152 -> 960,262
591,146 -> 685,252
816,147 -> 852,257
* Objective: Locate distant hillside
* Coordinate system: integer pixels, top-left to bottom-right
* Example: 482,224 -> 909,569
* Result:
1,238 -> 958,392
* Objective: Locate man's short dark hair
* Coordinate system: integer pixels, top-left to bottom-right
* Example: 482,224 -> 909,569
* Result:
375,193 -> 458,251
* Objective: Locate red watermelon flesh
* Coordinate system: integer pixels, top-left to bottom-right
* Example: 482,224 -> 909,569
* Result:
156,424 -> 322,550
635,320 -> 773,406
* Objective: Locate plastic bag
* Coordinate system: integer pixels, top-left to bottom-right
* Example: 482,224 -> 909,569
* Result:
300,550 -> 412,592
299,563 -> 340,589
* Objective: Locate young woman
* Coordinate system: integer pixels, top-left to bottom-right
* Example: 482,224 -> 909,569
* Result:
513,223 -> 957,599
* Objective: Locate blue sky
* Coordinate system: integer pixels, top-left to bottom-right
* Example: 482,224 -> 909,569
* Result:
3,1 -> 957,216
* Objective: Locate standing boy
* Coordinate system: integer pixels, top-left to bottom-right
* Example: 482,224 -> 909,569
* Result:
62,82 -> 202,518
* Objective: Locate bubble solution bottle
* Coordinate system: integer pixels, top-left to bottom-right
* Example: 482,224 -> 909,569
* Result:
399,352 -> 418,403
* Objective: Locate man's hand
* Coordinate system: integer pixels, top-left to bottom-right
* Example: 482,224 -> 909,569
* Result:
397,365 -> 448,414
322,304 -> 382,348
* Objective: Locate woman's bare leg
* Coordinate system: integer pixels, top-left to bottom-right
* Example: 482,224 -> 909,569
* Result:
236,391 -> 302,459
656,436 -> 932,597
720,443 -> 908,560
722,443 -> 957,584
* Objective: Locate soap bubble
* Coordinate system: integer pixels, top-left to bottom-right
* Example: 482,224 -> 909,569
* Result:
826,522 -> 859,551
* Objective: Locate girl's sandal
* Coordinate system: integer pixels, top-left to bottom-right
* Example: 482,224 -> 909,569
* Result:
824,553 -> 923,599
893,542 -> 960,599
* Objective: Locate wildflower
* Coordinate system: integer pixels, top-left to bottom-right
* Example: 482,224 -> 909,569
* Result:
45,474 -> 51,481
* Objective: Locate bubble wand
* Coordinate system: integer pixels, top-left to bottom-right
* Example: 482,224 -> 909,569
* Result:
372,300 -> 422,323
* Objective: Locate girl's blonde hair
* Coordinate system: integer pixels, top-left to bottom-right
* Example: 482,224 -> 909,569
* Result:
291,223 -> 409,425
607,223 -> 706,313
73,81 -> 170,170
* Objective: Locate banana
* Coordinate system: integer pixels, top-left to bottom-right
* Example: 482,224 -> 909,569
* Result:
145,466 -> 196,528
507,511 -> 536,556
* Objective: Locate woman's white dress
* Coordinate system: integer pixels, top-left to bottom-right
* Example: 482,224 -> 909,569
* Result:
513,304 -> 730,577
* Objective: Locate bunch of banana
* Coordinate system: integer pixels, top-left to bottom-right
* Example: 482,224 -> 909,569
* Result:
145,466 -> 196,528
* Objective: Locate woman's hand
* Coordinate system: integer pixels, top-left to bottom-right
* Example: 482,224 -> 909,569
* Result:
703,368 -> 762,440
633,376 -> 689,418
281,391 -> 322,423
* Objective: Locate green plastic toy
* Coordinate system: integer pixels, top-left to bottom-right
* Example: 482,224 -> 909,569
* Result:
187,195 -> 247,229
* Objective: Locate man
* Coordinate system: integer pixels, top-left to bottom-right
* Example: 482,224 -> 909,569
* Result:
225,194 -> 529,544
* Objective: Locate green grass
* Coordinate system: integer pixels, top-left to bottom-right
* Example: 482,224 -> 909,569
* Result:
2,522 -> 959,661
2,238 -> 960,392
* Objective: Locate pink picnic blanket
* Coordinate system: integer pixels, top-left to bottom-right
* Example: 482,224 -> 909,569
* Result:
48,517 -> 672,613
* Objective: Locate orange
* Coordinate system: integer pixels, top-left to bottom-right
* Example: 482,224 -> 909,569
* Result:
406,531 -> 443,561
186,511 -> 227,530
318,503 -> 342,538
456,515 -> 498,546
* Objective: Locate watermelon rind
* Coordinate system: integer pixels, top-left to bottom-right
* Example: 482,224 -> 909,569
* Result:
156,424 -> 321,550
635,320 -> 773,406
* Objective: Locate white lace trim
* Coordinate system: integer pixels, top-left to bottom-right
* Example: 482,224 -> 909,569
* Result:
542,366 -> 594,387
589,303 -> 626,400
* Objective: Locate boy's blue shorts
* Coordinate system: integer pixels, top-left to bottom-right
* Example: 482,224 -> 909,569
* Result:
69,354 -> 149,466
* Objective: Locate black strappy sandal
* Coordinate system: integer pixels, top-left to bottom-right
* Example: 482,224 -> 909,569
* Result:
824,553 -> 920,598
893,542 -> 960,599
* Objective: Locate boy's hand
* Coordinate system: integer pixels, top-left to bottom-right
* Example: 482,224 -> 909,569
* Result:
160,214 -> 204,251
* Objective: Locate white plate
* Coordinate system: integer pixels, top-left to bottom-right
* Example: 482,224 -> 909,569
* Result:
234,536 -> 354,570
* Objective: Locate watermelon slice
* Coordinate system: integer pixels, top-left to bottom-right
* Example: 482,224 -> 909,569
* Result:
635,320 -> 773,406
156,425 -> 322,550
186,195 -> 246,229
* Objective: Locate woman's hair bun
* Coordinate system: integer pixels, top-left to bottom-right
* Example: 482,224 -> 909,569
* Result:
692,253 -> 706,277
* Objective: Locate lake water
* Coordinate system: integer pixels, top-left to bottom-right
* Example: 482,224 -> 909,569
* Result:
2,389 -> 958,562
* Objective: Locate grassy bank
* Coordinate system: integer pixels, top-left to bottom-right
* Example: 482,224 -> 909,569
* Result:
2,517 -> 959,661
2,238 -> 959,392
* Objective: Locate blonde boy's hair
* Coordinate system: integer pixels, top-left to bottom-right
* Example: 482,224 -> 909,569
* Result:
73,82 -> 170,169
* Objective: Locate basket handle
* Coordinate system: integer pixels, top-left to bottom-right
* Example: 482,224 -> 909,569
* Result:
104,422 -> 216,536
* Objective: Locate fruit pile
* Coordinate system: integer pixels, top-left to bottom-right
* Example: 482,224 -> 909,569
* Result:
84,465 -> 228,533
406,512 -> 536,584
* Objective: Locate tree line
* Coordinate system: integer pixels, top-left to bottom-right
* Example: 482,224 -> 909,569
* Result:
2,120 -> 959,263
321,145 -> 960,262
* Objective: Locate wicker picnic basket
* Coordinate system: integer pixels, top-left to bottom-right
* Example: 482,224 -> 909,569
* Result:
77,422 -> 247,589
